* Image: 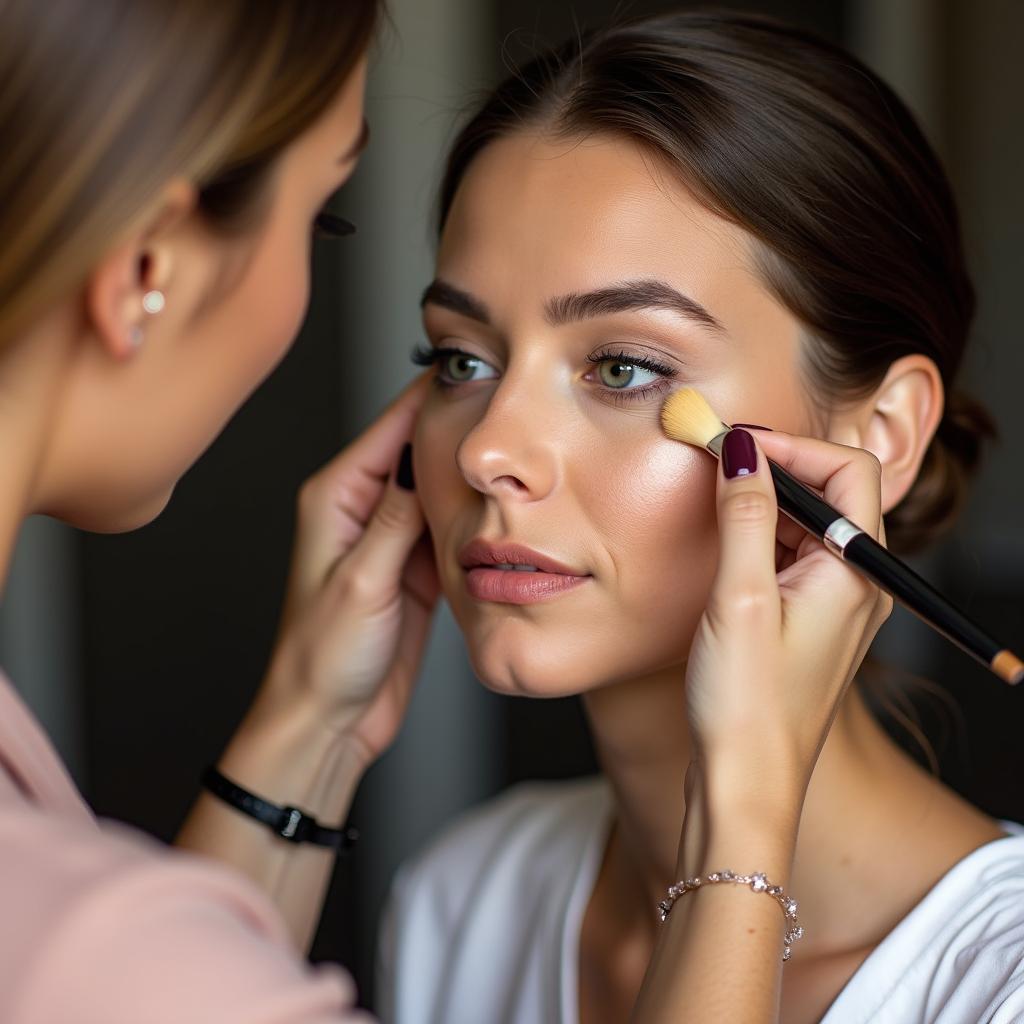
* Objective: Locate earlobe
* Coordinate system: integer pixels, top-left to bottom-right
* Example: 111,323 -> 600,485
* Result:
860,355 -> 944,513
82,179 -> 195,360
85,237 -> 144,360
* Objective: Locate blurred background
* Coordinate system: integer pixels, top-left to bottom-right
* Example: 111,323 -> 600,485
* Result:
1,0 -> 1021,1011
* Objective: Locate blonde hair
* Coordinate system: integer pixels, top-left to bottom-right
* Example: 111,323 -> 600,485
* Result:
0,0 -> 379,346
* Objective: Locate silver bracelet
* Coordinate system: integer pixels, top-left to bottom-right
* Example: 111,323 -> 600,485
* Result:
657,869 -> 805,962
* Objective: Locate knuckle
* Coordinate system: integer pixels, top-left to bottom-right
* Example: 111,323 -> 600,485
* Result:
716,585 -> 775,620
373,493 -> 413,533
334,564 -> 377,604
840,574 -> 887,620
857,448 -> 883,484
722,489 -> 774,526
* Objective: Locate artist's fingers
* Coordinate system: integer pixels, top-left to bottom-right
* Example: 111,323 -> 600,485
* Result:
318,373 -> 431,493
775,513 -> 808,555
744,430 -> 890,620
708,429 -> 781,624
334,444 -> 426,607
290,375 -> 431,596
741,429 -> 884,542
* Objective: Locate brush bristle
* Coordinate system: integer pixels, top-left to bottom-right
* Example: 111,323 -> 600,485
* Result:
660,388 -> 728,448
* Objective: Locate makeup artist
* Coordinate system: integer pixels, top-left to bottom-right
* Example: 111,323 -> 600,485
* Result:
0,2 -> 430,1019
1,2 -> 1010,1023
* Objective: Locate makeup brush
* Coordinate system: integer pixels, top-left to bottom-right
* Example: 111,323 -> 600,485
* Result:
661,387 -> 1024,686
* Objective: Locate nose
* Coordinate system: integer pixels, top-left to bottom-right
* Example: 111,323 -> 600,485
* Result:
456,369 -> 559,502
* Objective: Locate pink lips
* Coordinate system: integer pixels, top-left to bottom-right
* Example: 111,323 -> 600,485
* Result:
458,539 -> 591,605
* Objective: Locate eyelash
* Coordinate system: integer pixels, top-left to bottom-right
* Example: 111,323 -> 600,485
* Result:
313,211 -> 356,239
410,343 -> 678,403
410,345 -> 466,383
586,349 -> 677,403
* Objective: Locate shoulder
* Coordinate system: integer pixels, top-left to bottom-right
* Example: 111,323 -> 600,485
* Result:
942,826 -> 1024,1011
942,822 -> 1024,951
830,823 -> 1024,1023
392,775 -> 610,913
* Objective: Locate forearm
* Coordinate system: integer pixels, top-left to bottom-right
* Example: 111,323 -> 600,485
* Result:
176,684 -> 368,953
632,760 -> 803,1023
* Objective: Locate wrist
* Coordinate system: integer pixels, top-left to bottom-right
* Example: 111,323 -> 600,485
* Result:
678,755 -> 804,881
699,737 -> 808,816
218,682 -> 369,824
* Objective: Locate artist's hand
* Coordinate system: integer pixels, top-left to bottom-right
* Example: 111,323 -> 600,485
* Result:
259,374 -> 439,767
683,427 -> 892,798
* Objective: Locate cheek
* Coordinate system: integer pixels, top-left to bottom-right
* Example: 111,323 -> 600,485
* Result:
166,238 -> 309,478
124,233 -> 310,520
416,389 -> 725,695
227,238 -> 311,380
576,437 -> 721,663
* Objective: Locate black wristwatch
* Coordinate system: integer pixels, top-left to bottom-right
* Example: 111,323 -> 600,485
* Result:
201,766 -> 358,853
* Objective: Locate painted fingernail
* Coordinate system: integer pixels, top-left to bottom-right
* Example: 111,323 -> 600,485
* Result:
722,429 -> 758,479
396,443 -> 415,490
731,423 -> 773,431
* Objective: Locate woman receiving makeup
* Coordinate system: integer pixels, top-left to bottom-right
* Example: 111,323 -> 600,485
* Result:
378,12 -> 1024,1024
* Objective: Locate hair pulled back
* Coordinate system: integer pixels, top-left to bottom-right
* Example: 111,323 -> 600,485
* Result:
439,11 -> 994,554
0,0 -> 379,348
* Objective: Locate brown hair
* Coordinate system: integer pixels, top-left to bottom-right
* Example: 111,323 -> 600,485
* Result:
0,0 -> 380,347
438,10 -> 995,556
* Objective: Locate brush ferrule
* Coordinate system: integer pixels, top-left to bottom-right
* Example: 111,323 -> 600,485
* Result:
707,429 -> 729,458
823,517 -> 864,557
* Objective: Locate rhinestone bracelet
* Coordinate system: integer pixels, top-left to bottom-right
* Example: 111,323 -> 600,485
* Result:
657,869 -> 805,962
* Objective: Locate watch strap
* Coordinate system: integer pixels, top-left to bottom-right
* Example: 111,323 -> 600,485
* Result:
201,766 -> 358,853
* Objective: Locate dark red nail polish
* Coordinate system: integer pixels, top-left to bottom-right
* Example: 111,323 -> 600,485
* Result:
396,443 -> 415,490
731,423 -> 773,431
722,429 -> 758,479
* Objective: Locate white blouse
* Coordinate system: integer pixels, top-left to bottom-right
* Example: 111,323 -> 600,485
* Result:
377,776 -> 1024,1024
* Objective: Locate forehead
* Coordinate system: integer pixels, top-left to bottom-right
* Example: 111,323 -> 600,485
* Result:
436,132 -> 759,325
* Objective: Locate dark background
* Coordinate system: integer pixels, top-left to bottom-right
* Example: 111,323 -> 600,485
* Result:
2,0 -> 1022,1011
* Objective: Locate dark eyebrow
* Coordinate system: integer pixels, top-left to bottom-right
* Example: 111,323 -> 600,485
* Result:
419,277 -> 724,334
420,279 -> 492,324
545,279 -> 724,332
338,119 -> 370,164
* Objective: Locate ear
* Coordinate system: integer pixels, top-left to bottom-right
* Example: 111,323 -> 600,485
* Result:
828,354 -> 944,514
84,179 -> 196,360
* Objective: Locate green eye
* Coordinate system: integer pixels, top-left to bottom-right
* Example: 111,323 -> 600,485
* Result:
442,352 -> 495,382
599,359 -> 640,388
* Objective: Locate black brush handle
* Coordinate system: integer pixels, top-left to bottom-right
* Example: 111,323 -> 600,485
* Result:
767,462 -> 838,536
765,460 -> 1020,682
841,533 -> 1002,666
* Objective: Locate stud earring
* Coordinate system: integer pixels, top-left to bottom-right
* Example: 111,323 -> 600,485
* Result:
142,289 -> 165,315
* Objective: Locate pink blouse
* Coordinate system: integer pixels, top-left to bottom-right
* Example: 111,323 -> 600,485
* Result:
0,671 -> 370,1023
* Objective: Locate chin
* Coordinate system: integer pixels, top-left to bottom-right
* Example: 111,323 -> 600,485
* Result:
48,486 -> 175,534
456,601 -> 696,699
463,627 -> 629,698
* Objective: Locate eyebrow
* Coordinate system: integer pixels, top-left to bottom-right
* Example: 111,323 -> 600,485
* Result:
420,279 -> 491,323
338,119 -> 370,164
420,277 -> 724,333
546,279 -> 724,332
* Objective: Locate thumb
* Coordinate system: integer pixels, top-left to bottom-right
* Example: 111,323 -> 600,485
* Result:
340,443 -> 425,596
710,428 -> 780,619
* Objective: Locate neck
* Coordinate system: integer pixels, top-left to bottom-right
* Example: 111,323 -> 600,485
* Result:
582,671 -> 691,904
0,311 -> 72,589
582,667 -> 937,955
